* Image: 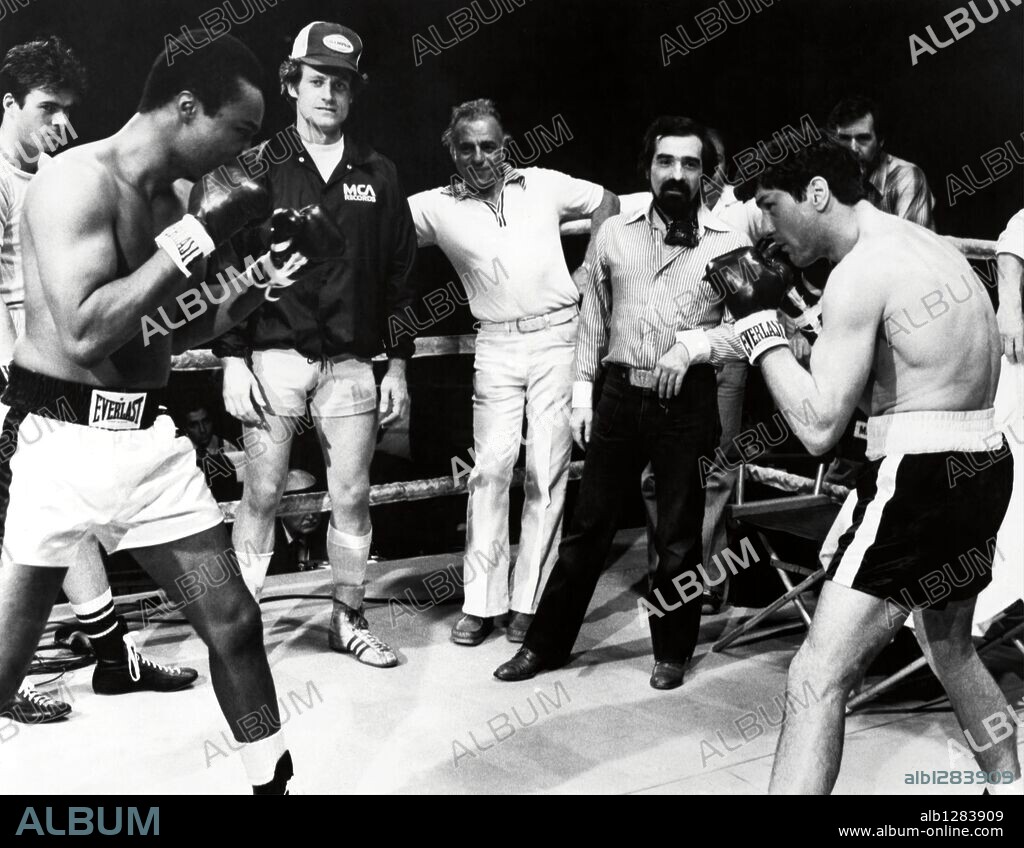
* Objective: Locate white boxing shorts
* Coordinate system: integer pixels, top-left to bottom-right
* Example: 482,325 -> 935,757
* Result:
0,364 -> 224,568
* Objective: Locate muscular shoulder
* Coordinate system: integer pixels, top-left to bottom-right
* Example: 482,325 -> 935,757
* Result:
824,244 -> 891,324
26,147 -> 118,219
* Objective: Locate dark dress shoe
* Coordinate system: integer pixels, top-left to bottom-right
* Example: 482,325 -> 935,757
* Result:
450,614 -> 494,646
650,661 -> 686,690
505,612 -> 533,643
494,647 -> 546,681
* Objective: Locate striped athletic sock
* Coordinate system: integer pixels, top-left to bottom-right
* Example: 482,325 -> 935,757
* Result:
72,589 -> 127,665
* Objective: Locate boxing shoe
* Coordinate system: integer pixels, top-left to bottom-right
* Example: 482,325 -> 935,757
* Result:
650,661 -> 686,691
253,751 -> 295,796
92,634 -> 198,695
328,602 -> 398,668
0,682 -> 72,723
450,614 -> 493,646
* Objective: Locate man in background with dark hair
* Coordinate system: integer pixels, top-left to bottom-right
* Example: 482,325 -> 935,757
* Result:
827,95 -> 935,229
724,138 -> 1017,794
495,116 -> 749,690
0,36 -> 197,727
214,22 -> 416,669
0,31 -> 317,793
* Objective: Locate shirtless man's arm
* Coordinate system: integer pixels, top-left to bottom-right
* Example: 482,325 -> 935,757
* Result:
25,161 -> 192,367
758,260 -> 881,454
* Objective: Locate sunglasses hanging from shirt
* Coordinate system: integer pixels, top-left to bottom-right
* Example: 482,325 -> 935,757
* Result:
664,218 -> 700,248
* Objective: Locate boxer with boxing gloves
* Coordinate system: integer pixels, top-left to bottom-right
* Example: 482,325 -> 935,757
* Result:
728,138 -> 1018,795
0,34 -> 307,794
0,37 -> 205,729
214,22 -> 418,670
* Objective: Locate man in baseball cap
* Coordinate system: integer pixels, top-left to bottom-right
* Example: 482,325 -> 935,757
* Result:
214,21 -> 417,669
289,21 -> 367,82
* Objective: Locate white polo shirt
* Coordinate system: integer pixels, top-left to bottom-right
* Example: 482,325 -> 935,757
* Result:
0,153 -> 50,315
408,167 -> 605,322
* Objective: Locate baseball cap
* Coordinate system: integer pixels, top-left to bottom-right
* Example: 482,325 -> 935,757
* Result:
291,22 -> 364,76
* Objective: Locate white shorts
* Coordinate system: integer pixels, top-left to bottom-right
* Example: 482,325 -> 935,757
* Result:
1,409 -> 223,568
251,349 -> 377,418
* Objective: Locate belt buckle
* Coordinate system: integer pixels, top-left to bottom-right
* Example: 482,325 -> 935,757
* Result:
628,368 -> 656,389
515,315 -> 545,333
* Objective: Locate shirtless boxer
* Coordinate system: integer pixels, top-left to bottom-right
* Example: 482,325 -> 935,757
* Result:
716,138 -> 1019,794
0,33 -> 326,794
0,36 -> 198,728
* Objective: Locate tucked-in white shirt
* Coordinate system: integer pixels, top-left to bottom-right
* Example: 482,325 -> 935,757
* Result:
304,135 -> 345,182
408,167 -> 605,322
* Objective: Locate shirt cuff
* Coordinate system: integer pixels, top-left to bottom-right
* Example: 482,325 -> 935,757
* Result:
572,381 -> 593,408
674,329 -> 711,364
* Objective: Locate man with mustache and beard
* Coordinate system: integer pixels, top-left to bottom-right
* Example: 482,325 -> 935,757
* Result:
494,117 -> 750,690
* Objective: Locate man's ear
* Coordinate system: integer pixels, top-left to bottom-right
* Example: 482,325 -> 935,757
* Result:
2,92 -> 17,114
808,176 -> 830,210
177,91 -> 198,123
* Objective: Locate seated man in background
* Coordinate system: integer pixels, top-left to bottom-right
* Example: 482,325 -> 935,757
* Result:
267,470 -> 328,577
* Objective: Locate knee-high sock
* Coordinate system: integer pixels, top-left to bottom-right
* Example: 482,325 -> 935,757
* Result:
240,729 -> 289,789
328,525 -> 371,609
236,550 -> 274,600
72,588 -> 125,664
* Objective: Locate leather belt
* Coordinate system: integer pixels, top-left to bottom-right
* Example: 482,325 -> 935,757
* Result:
478,304 -> 578,334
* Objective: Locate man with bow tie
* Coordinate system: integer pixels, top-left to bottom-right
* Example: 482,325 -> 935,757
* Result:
494,116 -> 750,691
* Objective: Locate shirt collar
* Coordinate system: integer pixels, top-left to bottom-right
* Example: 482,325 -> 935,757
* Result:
625,198 -> 730,237
867,151 -> 893,196
442,165 -> 526,201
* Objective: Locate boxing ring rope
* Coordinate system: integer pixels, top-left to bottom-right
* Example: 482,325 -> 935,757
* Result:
176,226 -> 995,521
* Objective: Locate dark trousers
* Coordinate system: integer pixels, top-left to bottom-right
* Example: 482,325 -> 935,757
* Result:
524,365 -> 720,664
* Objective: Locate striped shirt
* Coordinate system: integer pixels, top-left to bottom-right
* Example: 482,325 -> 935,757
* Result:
573,202 -> 750,398
865,152 -> 935,230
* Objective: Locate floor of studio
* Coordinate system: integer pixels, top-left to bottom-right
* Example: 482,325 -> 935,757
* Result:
3,529 -> 1022,795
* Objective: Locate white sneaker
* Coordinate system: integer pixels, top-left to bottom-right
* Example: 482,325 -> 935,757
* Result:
328,603 -> 398,668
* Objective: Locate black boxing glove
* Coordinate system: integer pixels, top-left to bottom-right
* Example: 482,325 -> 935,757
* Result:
268,205 -> 345,269
248,205 -> 344,302
155,166 -> 272,277
756,237 -> 822,343
706,245 -> 789,364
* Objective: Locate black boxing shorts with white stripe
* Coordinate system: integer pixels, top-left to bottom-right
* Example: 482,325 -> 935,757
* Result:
820,410 -> 1013,611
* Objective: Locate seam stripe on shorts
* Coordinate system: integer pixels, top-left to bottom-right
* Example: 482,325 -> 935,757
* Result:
0,405 -> 29,554
832,454 -> 903,588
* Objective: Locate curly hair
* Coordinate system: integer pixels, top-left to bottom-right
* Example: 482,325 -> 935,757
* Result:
1,36 -> 87,106
278,58 -> 365,102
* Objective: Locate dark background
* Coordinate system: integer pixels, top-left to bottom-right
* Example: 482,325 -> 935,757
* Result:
4,0 -> 1023,570
3,0 -> 1021,234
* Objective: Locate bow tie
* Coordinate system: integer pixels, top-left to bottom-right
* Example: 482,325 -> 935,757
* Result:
664,219 -> 699,248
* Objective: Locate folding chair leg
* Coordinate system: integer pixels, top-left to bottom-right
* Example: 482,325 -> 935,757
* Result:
847,620 -> 1024,713
713,569 -> 826,652
775,568 -> 813,627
